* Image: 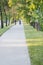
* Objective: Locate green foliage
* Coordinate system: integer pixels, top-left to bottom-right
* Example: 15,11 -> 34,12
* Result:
0,0 -> 43,30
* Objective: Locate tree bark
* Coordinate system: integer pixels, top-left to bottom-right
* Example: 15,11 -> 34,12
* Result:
0,10 -> 4,28
4,8 -> 7,26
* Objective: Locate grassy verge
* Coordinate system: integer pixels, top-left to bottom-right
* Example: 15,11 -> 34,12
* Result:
0,24 -> 14,36
24,22 -> 43,65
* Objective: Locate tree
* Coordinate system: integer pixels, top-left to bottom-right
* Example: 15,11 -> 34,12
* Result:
0,0 -> 4,28
3,0 -> 8,26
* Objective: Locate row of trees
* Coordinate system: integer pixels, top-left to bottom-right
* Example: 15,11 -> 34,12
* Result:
0,0 -> 20,29
16,0 -> 43,22
0,0 -> 43,30
0,0 -> 7,28
0,0 -> 13,28
16,0 -> 43,30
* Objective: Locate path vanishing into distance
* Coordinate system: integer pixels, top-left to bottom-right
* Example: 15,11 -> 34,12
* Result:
0,21 -> 31,65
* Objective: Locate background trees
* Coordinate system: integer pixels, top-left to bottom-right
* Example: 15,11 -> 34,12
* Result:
0,0 -> 43,30
15,0 -> 43,30
0,0 -> 9,28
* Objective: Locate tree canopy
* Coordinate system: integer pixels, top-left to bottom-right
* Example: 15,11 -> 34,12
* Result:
0,0 -> 43,30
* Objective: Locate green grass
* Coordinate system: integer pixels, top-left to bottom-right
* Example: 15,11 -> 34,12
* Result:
0,24 -> 14,36
24,23 -> 43,65
0,26 -> 9,36
29,46 -> 43,65
24,24 -> 43,39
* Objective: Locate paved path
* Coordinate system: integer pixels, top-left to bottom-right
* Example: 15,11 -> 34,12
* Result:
0,21 -> 31,65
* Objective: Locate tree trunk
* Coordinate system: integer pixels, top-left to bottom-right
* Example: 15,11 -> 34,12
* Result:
0,10 -> 4,28
5,12 -> 7,26
4,8 -> 7,26
8,11 -> 10,25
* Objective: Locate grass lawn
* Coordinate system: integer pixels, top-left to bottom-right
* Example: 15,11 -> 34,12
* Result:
0,24 -> 14,36
24,22 -> 43,65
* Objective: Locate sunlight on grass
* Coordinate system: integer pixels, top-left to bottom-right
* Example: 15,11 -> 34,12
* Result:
24,23 -> 43,65
27,43 -> 43,46
26,38 -> 43,41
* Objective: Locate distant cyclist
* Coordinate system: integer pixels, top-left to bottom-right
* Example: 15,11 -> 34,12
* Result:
14,20 -> 16,25
19,19 -> 21,25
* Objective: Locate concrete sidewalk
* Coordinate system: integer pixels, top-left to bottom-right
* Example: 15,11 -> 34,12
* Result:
0,22 -> 31,65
